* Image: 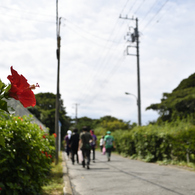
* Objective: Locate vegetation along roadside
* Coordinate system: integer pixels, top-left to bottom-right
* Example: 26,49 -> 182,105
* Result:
41,152 -> 64,195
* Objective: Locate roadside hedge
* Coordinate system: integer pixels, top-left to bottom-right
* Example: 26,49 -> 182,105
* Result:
0,114 -> 55,195
113,118 -> 195,163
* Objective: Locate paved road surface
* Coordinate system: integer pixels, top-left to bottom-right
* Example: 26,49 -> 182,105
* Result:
63,151 -> 195,195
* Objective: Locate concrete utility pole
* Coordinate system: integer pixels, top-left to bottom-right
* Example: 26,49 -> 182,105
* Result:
119,15 -> 142,126
55,0 -> 61,165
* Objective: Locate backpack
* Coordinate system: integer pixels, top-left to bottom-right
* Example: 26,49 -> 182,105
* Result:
81,133 -> 92,150
90,134 -> 96,147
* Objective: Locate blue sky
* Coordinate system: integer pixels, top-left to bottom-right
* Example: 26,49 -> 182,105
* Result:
0,0 -> 194,125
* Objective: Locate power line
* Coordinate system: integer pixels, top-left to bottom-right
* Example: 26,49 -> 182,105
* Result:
76,36 -> 124,103
69,1 -> 142,106
154,1 -> 173,24
64,21 -> 118,44
62,0 -> 171,112
140,0 -> 159,24
141,0 -> 169,32
79,55 -> 125,105
127,0 -> 138,14
120,0 -> 131,15
133,0 -> 146,15
71,19 -> 128,103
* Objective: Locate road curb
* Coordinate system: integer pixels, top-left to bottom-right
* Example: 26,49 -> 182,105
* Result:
62,151 -> 73,195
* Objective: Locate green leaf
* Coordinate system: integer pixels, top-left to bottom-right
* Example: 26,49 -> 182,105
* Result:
0,99 -> 9,113
0,135 -> 5,147
0,79 -> 6,90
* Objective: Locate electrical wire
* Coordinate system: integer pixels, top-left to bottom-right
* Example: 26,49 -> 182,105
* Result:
66,0 -> 173,113
63,23 -> 119,49
133,0 -> 146,16
70,16 -> 129,103
79,55 -> 125,105
75,31 -> 125,103
127,0 -> 138,15
141,0 -> 169,32
140,0 -> 159,24
65,20 -> 118,44
120,0 -> 131,15
154,1 -> 173,25
72,1 -> 142,106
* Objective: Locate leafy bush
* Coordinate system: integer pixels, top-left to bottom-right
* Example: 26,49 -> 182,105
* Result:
0,114 -> 55,195
112,118 -> 195,163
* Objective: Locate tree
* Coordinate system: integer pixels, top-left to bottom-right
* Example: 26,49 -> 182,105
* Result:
28,92 -> 71,140
96,115 -> 132,131
75,117 -> 97,131
146,73 -> 195,123
74,115 -> 133,135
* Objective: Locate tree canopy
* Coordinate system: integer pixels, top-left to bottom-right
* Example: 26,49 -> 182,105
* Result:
28,92 -> 71,139
72,115 -> 134,136
146,73 -> 195,123
75,116 -> 97,131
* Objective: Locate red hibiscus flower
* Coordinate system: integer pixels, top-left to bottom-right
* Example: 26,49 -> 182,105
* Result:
53,133 -> 57,138
7,66 -> 39,108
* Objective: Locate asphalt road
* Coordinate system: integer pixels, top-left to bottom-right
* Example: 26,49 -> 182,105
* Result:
64,151 -> 195,195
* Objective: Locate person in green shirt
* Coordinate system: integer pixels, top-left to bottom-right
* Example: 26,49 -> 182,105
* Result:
104,131 -> 115,161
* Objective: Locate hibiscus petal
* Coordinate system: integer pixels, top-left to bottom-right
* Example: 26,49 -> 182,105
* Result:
18,90 -> 36,107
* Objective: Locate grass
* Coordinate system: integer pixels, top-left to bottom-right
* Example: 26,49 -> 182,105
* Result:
157,159 -> 195,171
41,152 -> 64,195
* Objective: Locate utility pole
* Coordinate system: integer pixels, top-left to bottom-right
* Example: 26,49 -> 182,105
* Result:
119,15 -> 142,126
55,0 -> 61,165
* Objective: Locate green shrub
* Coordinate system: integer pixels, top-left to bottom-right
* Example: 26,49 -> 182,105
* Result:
0,114 -> 55,195
112,118 -> 195,163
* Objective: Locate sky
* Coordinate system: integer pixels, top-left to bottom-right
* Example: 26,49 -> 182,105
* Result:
0,0 -> 194,125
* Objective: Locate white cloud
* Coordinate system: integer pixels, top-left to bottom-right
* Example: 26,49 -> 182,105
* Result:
0,0 -> 195,125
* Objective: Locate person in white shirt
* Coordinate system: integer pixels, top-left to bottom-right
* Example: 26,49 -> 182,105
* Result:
99,136 -> 104,153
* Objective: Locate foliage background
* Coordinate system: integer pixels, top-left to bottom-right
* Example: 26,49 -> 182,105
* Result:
28,93 -> 71,141
146,73 -> 195,123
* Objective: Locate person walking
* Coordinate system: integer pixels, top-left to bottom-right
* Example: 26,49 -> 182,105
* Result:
99,136 -> 104,153
69,128 -> 79,165
64,130 -> 72,159
90,129 -> 97,162
104,131 -> 115,161
79,126 -> 92,169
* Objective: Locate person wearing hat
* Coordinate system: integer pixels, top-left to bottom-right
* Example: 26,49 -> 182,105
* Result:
104,131 -> 115,161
